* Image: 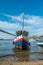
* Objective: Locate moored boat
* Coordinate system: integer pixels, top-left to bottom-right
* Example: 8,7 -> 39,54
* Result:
13,30 -> 30,50
13,14 -> 30,50
37,40 -> 43,47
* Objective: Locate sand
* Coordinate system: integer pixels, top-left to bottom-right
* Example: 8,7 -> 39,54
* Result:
0,61 -> 43,65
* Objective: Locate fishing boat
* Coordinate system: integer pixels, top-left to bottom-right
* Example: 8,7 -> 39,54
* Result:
13,30 -> 30,50
13,15 -> 30,50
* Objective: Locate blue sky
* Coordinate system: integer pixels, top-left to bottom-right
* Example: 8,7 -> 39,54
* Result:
0,0 -> 43,39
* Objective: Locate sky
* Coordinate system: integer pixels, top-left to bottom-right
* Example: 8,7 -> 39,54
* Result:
0,0 -> 43,39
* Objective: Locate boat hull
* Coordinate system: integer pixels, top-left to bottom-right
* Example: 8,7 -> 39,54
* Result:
38,45 -> 43,47
13,35 -> 30,50
37,42 -> 43,47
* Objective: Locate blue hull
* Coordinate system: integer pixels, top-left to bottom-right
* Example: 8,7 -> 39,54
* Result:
13,40 -> 30,49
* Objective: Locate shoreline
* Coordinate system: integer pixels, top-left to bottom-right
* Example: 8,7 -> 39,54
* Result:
0,61 -> 43,65
0,51 -> 43,57
0,52 -> 43,62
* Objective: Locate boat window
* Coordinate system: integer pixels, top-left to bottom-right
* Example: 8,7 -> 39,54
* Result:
16,30 -> 28,36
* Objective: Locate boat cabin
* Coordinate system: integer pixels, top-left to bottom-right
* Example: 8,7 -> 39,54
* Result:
16,30 -> 29,36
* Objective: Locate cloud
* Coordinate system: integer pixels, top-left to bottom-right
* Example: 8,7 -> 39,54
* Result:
0,13 -> 43,37
0,21 -> 20,39
0,20 -> 23,35
0,21 -> 19,29
3,13 -> 43,25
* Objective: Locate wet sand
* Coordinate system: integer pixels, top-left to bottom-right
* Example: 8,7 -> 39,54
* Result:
0,51 -> 43,61
0,51 -> 43,65
0,61 -> 43,65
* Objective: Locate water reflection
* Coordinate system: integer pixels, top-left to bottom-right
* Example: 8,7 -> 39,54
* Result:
13,49 -> 31,61
0,40 -> 43,61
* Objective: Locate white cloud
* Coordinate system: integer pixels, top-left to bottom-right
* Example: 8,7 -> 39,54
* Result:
0,21 -> 19,29
0,21 -> 20,39
3,13 -> 43,25
0,13 -> 43,38
0,20 -> 22,36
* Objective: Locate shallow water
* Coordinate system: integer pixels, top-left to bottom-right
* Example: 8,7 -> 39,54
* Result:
0,40 -> 43,61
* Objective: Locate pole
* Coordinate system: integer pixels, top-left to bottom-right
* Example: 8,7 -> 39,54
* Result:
22,13 -> 24,32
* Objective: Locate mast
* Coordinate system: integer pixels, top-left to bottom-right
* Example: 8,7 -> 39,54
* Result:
22,13 -> 24,32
